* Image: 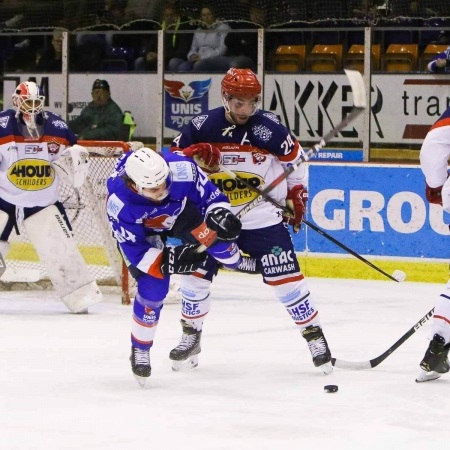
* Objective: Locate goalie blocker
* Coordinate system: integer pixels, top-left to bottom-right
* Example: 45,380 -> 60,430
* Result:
24,205 -> 103,313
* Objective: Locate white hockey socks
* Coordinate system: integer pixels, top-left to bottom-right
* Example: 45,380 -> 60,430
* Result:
179,276 -> 211,331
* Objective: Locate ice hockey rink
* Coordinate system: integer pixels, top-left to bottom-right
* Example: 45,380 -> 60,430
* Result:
1,270 -> 449,450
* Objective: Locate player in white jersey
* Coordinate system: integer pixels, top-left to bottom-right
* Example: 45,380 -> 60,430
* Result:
417,107 -> 450,382
0,81 -> 102,313
170,68 -> 333,374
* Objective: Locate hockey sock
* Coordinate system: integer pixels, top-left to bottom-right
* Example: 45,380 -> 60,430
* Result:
131,293 -> 163,350
180,276 -> 212,331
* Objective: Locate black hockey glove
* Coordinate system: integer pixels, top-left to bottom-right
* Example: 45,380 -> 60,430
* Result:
206,207 -> 241,241
160,244 -> 207,276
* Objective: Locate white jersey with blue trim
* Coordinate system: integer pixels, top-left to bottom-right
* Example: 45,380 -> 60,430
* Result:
0,109 -> 77,207
171,107 -> 308,230
420,106 -> 450,189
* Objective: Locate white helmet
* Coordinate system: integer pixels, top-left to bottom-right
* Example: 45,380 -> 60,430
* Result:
12,81 -> 45,137
125,148 -> 171,198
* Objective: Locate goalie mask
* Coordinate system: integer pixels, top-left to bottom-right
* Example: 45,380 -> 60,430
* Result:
125,148 -> 172,201
12,81 -> 45,138
221,68 -> 261,124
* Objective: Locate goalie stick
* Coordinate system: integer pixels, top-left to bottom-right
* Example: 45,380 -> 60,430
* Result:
220,165 -> 406,282
197,69 -> 366,253
332,308 -> 435,370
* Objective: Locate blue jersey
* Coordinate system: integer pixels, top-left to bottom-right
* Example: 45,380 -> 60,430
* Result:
106,151 -> 234,277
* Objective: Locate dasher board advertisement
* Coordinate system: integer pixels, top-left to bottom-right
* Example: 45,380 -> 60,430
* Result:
3,73 -> 449,144
298,163 -> 450,260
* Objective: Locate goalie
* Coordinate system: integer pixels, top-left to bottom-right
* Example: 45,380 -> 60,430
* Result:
0,81 -> 102,313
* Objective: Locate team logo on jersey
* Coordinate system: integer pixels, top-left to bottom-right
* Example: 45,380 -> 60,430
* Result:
143,214 -> 176,230
7,159 -> 55,191
47,141 -> 61,155
251,151 -> 266,165
252,124 -> 272,143
0,116 -> 9,128
164,79 -> 211,132
24,145 -> 43,154
52,120 -> 68,129
263,112 -> 280,124
192,115 -> 208,130
209,171 -> 262,207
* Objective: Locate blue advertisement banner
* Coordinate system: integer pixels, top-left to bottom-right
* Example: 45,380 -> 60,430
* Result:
292,164 -> 450,259
311,149 -> 363,162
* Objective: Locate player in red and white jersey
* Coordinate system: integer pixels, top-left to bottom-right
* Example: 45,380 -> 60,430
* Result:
417,107 -> 450,382
170,68 -> 333,374
0,81 -> 102,313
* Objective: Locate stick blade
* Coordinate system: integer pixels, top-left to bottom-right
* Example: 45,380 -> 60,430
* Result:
344,69 -> 366,108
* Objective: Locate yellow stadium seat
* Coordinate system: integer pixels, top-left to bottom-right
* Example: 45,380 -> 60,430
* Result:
269,45 -> 306,72
381,44 -> 418,72
419,44 -> 448,71
306,45 -> 343,72
343,44 -> 381,72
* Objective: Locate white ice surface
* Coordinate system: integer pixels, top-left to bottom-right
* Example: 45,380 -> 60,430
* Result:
1,271 -> 450,450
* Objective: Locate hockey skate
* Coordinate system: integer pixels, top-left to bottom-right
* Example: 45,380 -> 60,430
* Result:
169,320 -> 202,371
302,326 -> 333,374
130,346 -> 151,387
416,334 -> 450,383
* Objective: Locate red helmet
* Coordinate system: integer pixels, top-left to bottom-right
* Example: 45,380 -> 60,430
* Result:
221,68 -> 261,118
221,68 -> 262,98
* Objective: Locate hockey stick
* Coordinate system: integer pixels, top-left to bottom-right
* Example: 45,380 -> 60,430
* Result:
332,308 -> 435,370
197,69 -> 366,253
220,165 -> 406,282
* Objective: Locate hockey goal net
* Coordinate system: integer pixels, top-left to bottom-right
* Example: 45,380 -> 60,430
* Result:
0,140 -> 180,305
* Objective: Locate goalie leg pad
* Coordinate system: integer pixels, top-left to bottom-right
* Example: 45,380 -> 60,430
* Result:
24,205 -> 103,312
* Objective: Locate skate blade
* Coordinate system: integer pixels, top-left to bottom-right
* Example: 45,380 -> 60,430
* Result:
416,369 -> 442,383
320,362 -> 333,375
133,374 -> 149,388
171,355 -> 199,372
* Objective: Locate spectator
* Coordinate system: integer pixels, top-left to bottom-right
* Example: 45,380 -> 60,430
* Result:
124,0 -> 164,22
35,30 -> 63,72
68,79 -> 123,140
427,46 -> 450,73
174,5 -> 231,72
134,4 -> 196,72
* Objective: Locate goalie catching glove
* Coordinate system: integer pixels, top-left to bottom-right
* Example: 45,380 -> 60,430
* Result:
51,144 -> 90,188
176,143 -> 221,173
205,207 -> 241,242
160,243 -> 207,276
283,185 -> 308,233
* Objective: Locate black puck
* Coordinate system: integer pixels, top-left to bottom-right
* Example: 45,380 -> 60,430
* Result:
324,384 -> 338,393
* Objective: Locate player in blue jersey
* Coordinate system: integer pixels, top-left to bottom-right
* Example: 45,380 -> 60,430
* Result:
0,81 -> 102,313
170,68 -> 333,375
106,147 -> 242,386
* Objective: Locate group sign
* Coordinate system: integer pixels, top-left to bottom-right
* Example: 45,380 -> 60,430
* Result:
292,163 -> 450,260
